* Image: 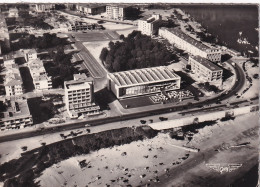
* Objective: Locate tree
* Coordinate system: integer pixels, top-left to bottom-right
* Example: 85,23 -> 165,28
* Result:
119,34 -> 125,40
99,47 -> 108,62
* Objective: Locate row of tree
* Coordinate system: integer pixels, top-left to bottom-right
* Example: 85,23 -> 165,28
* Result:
100,31 -> 178,72
11,33 -> 68,51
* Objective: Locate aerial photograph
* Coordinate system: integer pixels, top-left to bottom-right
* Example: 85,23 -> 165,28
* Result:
0,2 -> 259,187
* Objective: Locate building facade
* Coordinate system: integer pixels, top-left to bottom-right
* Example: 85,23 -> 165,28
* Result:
159,27 -> 221,62
106,5 -> 125,20
107,66 -> 181,99
34,4 -> 54,12
138,14 -> 161,36
189,55 -> 223,84
64,74 -> 100,118
76,4 -> 106,15
8,8 -> 19,17
28,58 -> 52,90
0,99 -> 33,131
4,64 -> 24,97
24,49 -> 37,62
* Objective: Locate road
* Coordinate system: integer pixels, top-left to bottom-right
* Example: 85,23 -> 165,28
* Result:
0,60 -> 250,143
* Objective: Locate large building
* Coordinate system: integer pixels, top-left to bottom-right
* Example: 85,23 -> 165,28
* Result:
64,74 -> 100,118
24,49 -> 37,62
28,58 -> 52,90
76,4 -> 106,15
0,99 -> 33,131
107,66 -> 181,99
34,4 -> 54,12
0,15 -> 10,51
106,5 -> 125,20
189,55 -> 223,84
4,64 -> 24,97
159,27 -> 221,62
138,14 -> 161,36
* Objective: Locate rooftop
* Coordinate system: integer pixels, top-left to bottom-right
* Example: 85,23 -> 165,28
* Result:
190,55 -> 222,71
24,49 -> 37,54
74,73 -> 88,81
108,66 -> 180,87
64,78 -> 93,90
0,99 -> 31,121
161,27 -> 214,51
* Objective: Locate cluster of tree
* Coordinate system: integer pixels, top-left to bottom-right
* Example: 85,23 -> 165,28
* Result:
124,7 -> 143,20
44,47 -> 78,88
11,33 -> 68,51
159,19 -> 179,29
198,82 -> 220,93
100,31 -> 178,72
55,4 -> 66,10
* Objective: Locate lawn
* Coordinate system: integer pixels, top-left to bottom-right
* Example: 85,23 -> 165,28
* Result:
75,32 -> 111,42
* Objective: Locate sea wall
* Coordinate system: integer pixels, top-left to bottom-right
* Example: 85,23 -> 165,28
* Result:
149,105 -> 258,130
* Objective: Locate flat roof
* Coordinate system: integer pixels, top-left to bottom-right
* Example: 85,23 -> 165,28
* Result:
24,49 -> 37,54
108,66 -> 180,87
0,99 -> 31,121
64,77 -> 93,90
161,27 -> 214,51
190,56 -> 222,71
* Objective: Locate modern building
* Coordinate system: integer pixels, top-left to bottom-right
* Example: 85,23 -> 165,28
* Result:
27,58 -> 52,90
64,74 -> 100,118
3,53 -> 15,67
8,8 -> 19,17
0,99 -> 33,131
68,21 -> 94,31
76,4 -> 106,15
106,5 -> 125,20
159,27 -> 221,62
107,66 -> 181,99
34,4 -> 54,12
138,14 -> 162,36
0,15 -> 10,51
24,49 -> 37,62
4,64 -> 24,97
189,55 -> 223,84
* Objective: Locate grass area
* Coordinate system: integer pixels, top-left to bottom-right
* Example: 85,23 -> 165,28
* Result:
19,67 -> 35,92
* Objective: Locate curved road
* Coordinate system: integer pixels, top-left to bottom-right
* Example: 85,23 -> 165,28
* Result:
0,61 -> 246,143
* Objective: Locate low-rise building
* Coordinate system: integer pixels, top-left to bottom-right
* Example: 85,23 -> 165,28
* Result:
24,49 -> 37,62
4,64 -> 24,97
159,27 -> 221,62
106,5 -> 125,20
3,53 -> 15,67
28,58 -> 52,90
107,66 -> 181,99
0,99 -> 33,131
64,73 -> 100,118
69,21 -> 94,31
189,55 -> 223,84
34,4 -> 54,12
138,14 -> 161,36
76,4 -> 106,15
8,7 -> 19,17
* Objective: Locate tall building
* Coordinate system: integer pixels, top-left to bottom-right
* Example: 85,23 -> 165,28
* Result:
64,74 -> 100,118
0,15 -> 10,51
0,98 -> 33,131
138,14 -> 162,36
27,58 -> 52,90
189,55 -> 223,84
107,66 -> 181,99
159,27 -> 221,62
106,5 -> 125,20
4,64 -> 24,97
24,49 -> 37,62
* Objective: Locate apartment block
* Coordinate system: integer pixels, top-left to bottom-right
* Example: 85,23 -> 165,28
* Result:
138,14 -> 162,36
159,27 -> 221,62
8,8 -> 19,17
24,49 -> 37,62
0,99 -> 33,131
4,64 -> 24,97
189,55 -> 223,84
28,58 -> 52,90
64,74 -> 100,118
34,4 -> 54,12
106,5 -> 125,20
76,4 -> 106,15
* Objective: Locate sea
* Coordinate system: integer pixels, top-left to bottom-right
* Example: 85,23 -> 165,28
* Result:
176,5 -> 259,57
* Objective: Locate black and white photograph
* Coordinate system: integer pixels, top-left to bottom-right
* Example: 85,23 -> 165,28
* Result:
0,1 -> 259,187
